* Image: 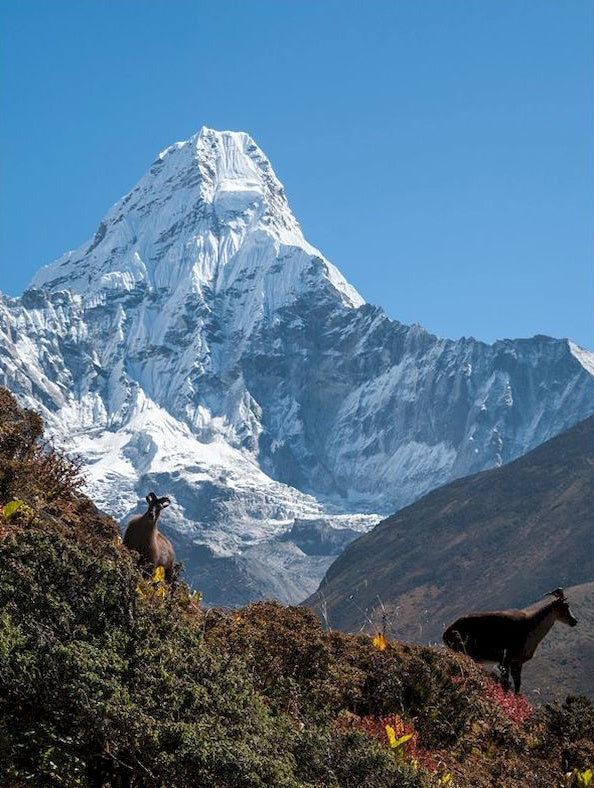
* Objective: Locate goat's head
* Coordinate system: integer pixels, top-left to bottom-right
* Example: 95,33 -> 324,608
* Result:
145,491 -> 171,522
546,588 -> 578,627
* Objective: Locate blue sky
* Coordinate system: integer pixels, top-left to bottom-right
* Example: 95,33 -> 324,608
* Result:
1,0 -> 592,348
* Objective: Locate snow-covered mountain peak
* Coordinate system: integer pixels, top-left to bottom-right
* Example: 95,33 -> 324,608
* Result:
7,125 -> 593,606
156,127 -> 302,237
29,127 -> 363,312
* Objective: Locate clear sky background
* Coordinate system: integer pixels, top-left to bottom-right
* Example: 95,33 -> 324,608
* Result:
1,0 -> 592,349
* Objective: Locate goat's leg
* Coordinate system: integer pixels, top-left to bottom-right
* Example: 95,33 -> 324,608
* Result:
499,654 -> 511,691
510,662 -> 522,694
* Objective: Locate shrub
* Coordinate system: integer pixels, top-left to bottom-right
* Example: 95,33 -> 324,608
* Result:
0,387 -> 85,511
535,696 -> 594,775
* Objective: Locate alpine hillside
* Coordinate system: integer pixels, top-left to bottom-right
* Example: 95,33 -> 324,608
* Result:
305,416 -> 594,701
1,127 -> 593,605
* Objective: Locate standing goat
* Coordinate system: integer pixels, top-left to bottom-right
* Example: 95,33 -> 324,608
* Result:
443,588 -> 577,693
124,492 -> 176,580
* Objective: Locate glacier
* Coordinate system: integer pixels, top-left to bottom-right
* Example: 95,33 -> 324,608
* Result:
1,126 -> 593,605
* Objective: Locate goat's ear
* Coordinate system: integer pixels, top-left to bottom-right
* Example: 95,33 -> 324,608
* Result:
146,492 -> 158,505
546,588 -> 565,600
158,496 -> 170,508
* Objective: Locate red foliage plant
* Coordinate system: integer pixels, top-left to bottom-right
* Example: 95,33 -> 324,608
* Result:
334,712 -> 438,772
484,683 -> 533,726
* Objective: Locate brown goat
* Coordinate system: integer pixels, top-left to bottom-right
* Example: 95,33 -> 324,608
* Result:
443,588 -> 578,693
124,492 -> 176,580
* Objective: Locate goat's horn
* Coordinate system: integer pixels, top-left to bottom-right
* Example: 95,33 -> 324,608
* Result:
545,588 -> 565,600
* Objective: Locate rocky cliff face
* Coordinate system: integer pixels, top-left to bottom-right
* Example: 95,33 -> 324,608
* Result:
1,127 -> 593,605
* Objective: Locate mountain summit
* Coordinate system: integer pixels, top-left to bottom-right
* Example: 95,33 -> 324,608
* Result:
1,128 -> 593,604
31,127 -> 362,310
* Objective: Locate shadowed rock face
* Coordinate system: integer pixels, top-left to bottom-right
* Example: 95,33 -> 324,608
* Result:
1,127 -> 593,606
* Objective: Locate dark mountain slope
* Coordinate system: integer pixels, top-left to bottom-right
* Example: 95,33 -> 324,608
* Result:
305,416 -> 593,698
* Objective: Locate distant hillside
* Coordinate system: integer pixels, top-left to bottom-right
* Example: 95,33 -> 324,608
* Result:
305,417 -> 594,700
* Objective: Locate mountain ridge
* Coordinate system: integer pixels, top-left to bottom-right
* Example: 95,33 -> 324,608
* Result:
1,127 -> 593,605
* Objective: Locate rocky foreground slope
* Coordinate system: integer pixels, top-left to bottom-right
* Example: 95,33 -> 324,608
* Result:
1,389 -> 593,787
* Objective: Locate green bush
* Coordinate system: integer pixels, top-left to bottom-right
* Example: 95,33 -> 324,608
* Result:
0,528 -> 299,786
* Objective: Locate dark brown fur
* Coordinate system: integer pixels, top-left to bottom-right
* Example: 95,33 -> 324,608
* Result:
124,492 -> 175,580
443,588 -> 577,693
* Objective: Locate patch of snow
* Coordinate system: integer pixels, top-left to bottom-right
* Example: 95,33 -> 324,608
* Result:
569,341 -> 594,375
